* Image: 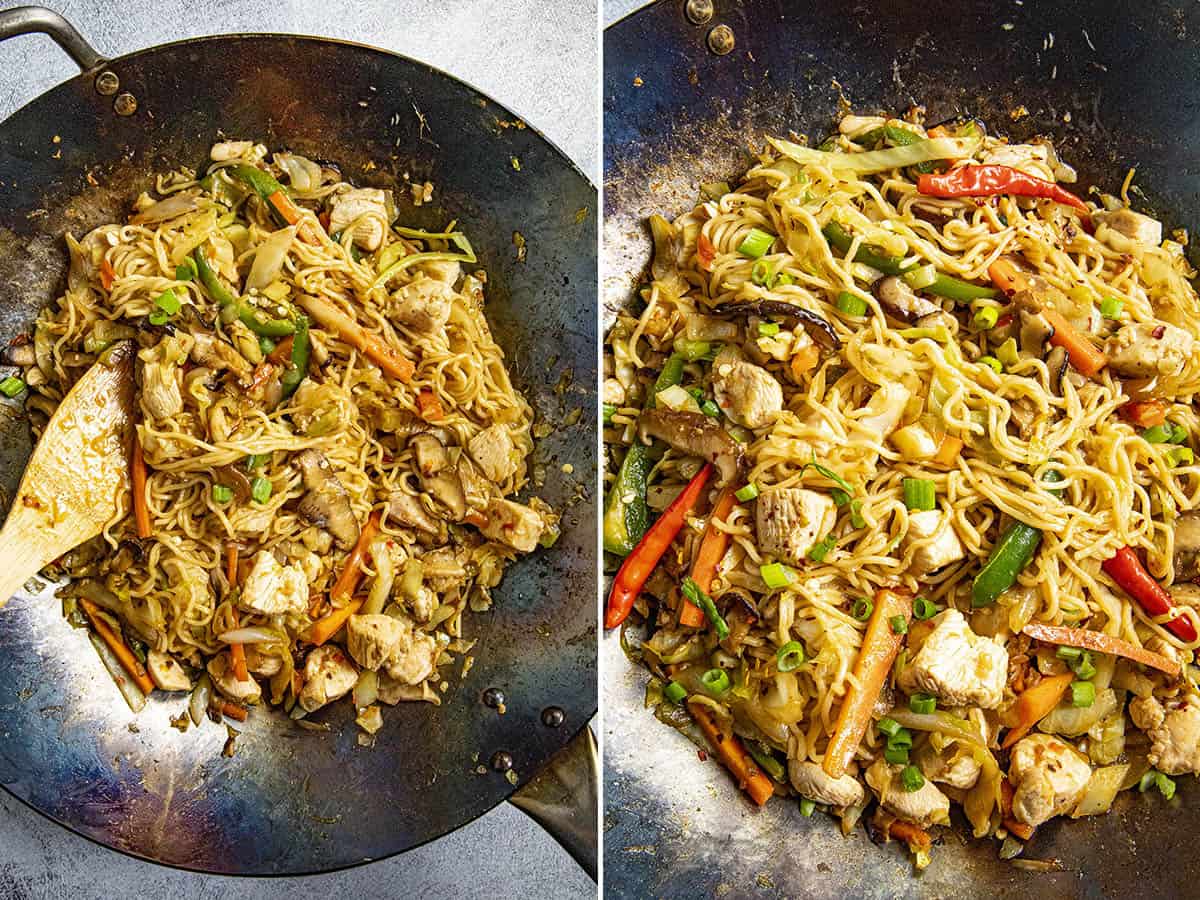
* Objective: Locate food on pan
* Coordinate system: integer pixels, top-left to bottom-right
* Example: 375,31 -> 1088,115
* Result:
603,111 -> 1200,867
8,139 -> 556,735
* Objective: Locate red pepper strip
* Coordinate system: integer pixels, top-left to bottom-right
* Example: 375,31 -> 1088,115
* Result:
604,463 -> 713,629
697,232 -> 717,272
1102,546 -> 1197,643
917,165 -> 1089,214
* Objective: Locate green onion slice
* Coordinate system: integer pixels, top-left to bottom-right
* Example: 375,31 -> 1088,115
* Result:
835,291 -> 869,316
737,228 -> 775,259
700,668 -> 731,694
760,562 -> 796,590
903,478 -> 937,511
250,476 -> 272,504
735,483 -> 760,502
776,641 -> 807,672
912,597 -> 939,620
0,375 -> 26,398
900,765 -> 925,792
851,597 -> 874,621
664,681 -> 687,704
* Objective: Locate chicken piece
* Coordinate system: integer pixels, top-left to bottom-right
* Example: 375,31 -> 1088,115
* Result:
421,546 -> 468,591
237,550 -> 309,617
294,449 -> 360,550
1094,208 -> 1163,249
410,584 -> 438,623
1105,321 -> 1194,378
137,339 -> 185,421
188,329 -> 253,379
244,646 -> 283,678
210,140 -> 254,162
207,652 -> 262,705
298,644 -> 359,712
755,488 -> 836,567
865,759 -> 951,828
1129,695 -> 1200,776
478,497 -> 545,553
857,382 -> 911,441
1008,734 -> 1092,826
901,510 -> 966,576
467,424 -> 518,483
914,741 -> 981,790
346,613 -> 407,671
420,258 -> 460,285
711,351 -> 783,429
389,276 -> 454,334
385,620 -> 441,685
409,433 -> 467,520
788,759 -> 865,807
328,187 -> 389,251
1172,510 -> 1200,583
147,649 -> 192,692
897,609 -> 1007,709
387,490 -> 441,534
602,377 -> 626,407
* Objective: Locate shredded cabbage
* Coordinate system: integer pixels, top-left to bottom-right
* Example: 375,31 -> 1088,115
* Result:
770,134 -> 982,175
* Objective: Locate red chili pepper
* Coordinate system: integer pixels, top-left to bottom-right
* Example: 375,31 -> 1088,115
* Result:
604,463 -> 713,629
917,165 -> 1089,214
1102,546 -> 1197,643
696,232 -> 716,272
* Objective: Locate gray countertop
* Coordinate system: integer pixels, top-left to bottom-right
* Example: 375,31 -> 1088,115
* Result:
0,2 -> 596,898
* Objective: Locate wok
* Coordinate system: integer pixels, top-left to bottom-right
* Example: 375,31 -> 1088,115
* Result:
0,6 -> 597,878
603,0 -> 1199,896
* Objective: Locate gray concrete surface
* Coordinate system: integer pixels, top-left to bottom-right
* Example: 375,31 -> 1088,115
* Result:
0,2 -> 597,898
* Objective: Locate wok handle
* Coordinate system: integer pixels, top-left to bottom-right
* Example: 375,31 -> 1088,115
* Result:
509,726 -> 598,882
0,6 -> 104,71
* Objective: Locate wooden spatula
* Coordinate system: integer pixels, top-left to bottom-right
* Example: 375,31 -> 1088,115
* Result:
0,341 -> 135,609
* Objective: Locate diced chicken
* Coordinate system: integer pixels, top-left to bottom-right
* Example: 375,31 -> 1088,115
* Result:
244,646 -> 283,678
1129,695 -> 1200,776
137,339 -> 184,421
237,550 -> 309,617
421,546 -> 468,591
420,258 -> 460,285
377,672 -> 441,706
1105,321 -> 1194,378
1095,208 -> 1163,249
147,649 -> 192,692
346,613 -> 407,671
411,584 -> 438,623
389,276 -> 454,334
914,741 -> 981,790
755,488 -> 836,567
602,377 -> 626,407
298,644 -> 359,712
385,620 -> 441,685
479,497 -> 545,552
788,759 -> 865,807
712,352 -> 783,429
865,759 -> 951,828
208,652 -> 262,705
1008,734 -> 1092,826
857,382 -> 911,441
1172,510 -> 1200,583
467,424 -> 518,483
901,510 -> 966,576
328,187 -> 389,251
897,609 -> 1007,709
210,140 -> 254,161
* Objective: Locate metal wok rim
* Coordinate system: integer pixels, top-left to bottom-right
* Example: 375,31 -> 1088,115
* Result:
0,27 -> 596,878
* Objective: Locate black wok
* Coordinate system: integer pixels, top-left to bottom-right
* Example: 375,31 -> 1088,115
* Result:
604,1 -> 1199,896
0,6 -> 596,877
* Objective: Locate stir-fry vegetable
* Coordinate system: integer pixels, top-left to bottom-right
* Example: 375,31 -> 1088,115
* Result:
193,245 -> 297,338
917,165 -> 1089,214
130,436 -> 152,539
972,471 -> 1064,607
688,699 -> 776,806
1023,622 -> 1182,678
1001,672 -> 1073,749
80,598 -> 155,696
683,485 -> 738,627
681,577 -> 730,640
1101,547 -> 1198,643
772,133 -> 983,175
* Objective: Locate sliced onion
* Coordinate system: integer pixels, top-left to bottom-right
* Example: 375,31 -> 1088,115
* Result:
353,669 -> 379,710
189,673 -> 212,725
130,192 -> 200,225
88,632 -> 147,713
1071,763 -> 1130,818
245,225 -> 297,291
275,153 -> 322,193
218,626 -> 282,645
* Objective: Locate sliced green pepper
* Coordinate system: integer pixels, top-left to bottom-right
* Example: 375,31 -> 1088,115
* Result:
822,222 -> 997,302
971,470 -> 1064,607
747,743 -> 787,783
229,164 -> 285,200
192,246 -> 296,338
280,315 -> 310,398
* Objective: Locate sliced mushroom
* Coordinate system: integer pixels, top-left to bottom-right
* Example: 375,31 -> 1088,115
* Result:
1008,396 -> 1039,439
1173,511 -> 1200,583
387,490 -> 441,534
872,275 -> 942,323
188,328 -> 252,379
294,449 -> 360,549
713,300 -> 841,350
216,464 -> 254,503
1014,291 -> 1055,356
409,433 -> 466,520
637,408 -> 742,485
1046,345 -> 1069,395
2,343 -> 36,367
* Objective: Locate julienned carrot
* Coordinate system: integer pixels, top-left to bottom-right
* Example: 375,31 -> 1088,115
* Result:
683,486 -> 738,627
225,544 -> 250,682
697,232 -> 717,272
99,256 -> 116,291
999,777 -> 1036,840
932,434 -> 963,467
1022,622 -> 1181,678
267,335 -> 295,364
988,257 -> 1029,294
687,699 -> 775,806
1120,399 -> 1168,428
296,293 -> 415,382
212,698 -> 249,722
265,190 -> 319,243
79,598 -> 155,695
330,509 -> 381,603
824,587 -> 913,779
1001,671 -> 1074,749
1043,308 -> 1107,378
304,596 -> 364,646
417,388 -> 445,422
225,543 -> 239,587
886,819 -> 933,853
130,436 -> 152,539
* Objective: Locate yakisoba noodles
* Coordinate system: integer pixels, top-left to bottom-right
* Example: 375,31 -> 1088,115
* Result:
604,112 -> 1200,867
17,139 -> 556,735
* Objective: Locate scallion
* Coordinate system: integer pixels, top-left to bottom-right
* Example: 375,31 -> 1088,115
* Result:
909,693 -> 936,715
1099,296 -> 1124,319
212,484 -> 233,504
900,765 -> 925,792
799,797 -> 816,816
912,597 -> 939,620
978,355 -> 1002,374
675,338 -> 714,361
1156,772 -> 1177,800
835,291 -> 868,316
735,483 -> 760,502
1072,651 -> 1097,681
664,681 -> 687,704
1169,423 -> 1189,444
1139,770 -> 1159,792
175,259 -> 197,281
751,259 -> 775,288
737,228 -> 775,259
603,403 -> 616,424
154,288 -> 182,315
777,641 -> 807,672
849,499 -> 866,529
246,453 -> 268,470
807,534 -> 836,562
760,562 -> 796,590
1071,680 -> 1095,708
1143,424 -> 1173,444
0,375 -> 26,398
758,320 -> 781,337
700,399 -> 721,417
973,306 -> 1000,329
250,476 -> 272,504
700,668 -> 731,695
1055,645 -> 1083,661
148,310 -> 170,326
890,615 -> 908,635
851,597 -> 874,621
903,478 -> 936,511
876,717 -> 902,738
901,263 -> 937,291
996,337 -> 1020,369
884,745 -> 910,765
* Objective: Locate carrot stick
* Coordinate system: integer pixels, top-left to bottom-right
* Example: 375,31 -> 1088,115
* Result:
130,435 -> 152,539
99,256 -> 116,291
304,596 -> 364,646
1120,399 -> 1168,428
417,388 -> 445,422
988,257 -> 1029,294
296,293 -> 415,382
225,543 -> 239,588
1043,308 -> 1107,378
687,699 -> 775,806
1022,622 -> 1180,678
932,434 -> 963,468
1001,671 -> 1074,749
330,509 -> 381,603
266,336 -> 294,364
265,190 -> 320,243
683,486 -> 737,627
999,777 -> 1036,840
886,819 -> 933,853
824,587 -> 913,779
79,598 -> 155,695
212,698 -> 249,722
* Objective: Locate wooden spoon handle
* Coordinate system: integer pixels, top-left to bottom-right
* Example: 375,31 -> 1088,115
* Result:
0,523 -> 48,611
